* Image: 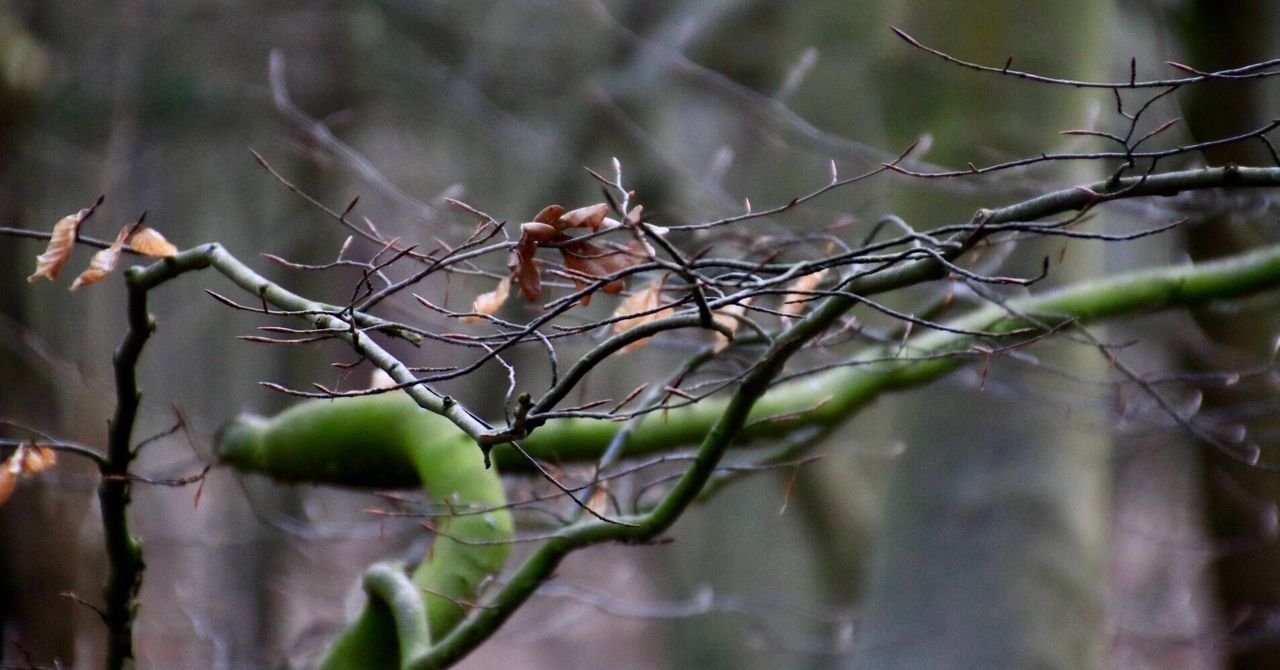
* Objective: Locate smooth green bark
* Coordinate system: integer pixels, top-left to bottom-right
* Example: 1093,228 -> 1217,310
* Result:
218,394 -> 512,668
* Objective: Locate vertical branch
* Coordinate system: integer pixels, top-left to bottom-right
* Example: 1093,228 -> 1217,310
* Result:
99,267 -> 154,670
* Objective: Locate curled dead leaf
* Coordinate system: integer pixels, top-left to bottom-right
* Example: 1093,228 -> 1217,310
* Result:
129,227 -> 178,257
612,281 -> 672,353
520,221 -> 559,243
20,446 -> 56,474
557,203 -> 609,230
510,235 -> 542,301
0,456 -> 17,506
586,481 -> 610,516
463,276 -> 511,323
780,269 -> 829,319
0,444 -> 58,507
532,205 -> 564,226
27,208 -> 93,282
70,225 -> 131,291
510,216 -> 571,302
509,203 -> 650,303
561,239 -> 636,304
712,301 -> 749,353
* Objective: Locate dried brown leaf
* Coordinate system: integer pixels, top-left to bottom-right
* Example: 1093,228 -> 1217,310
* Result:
557,203 -> 609,230
586,482 -> 610,517
20,445 -> 56,474
780,269 -> 829,319
612,281 -> 672,353
129,227 -> 178,257
510,204 -> 645,304
712,302 -> 748,353
0,445 -> 59,506
626,236 -> 657,260
532,205 -> 564,226
561,240 -> 635,304
463,276 -> 511,323
0,455 -> 17,506
27,208 -> 92,282
509,236 -> 542,301
70,225 -> 130,291
612,282 -> 661,332
520,221 -> 559,243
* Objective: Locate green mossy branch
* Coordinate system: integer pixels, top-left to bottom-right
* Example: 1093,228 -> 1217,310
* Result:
316,563 -> 431,670
216,395 -> 512,667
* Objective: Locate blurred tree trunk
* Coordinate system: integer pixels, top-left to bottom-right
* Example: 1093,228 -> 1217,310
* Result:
638,2 -> 899,666
850,3 -> 1112,668
1177,3 -> 1280,668
0,3 -> 82,665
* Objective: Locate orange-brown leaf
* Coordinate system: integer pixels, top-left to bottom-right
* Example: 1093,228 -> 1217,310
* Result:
712,302 -> 748,352
27,208 -> 92,282
612,281 -> 662,332
129,227 -> 178,257
520,221 -> 559,243
509,220 -> 567,302
20,445 -> 56,475
509,237 -> 541,301
532,205 -> 564,226
612,281 -> 672,352
570,241 -> 640,280
463,276 -> 511,323
586,483 -> 610,516
780,269 -> 829,319
70,225 -> 129,291
557,203 -> 609,230
0,454 -> 17,506
561,240 -> 636,304
625,236 -> 658,261
0,445 -> 59,506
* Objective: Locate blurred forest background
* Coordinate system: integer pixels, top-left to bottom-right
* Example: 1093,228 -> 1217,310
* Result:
2,1 -> 1280,668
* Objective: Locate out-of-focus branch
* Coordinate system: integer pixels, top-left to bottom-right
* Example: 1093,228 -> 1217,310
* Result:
0,438 -> 104,466
890,26 -> 1280,88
